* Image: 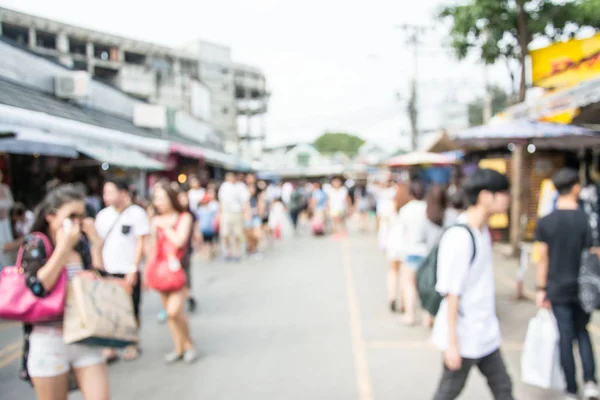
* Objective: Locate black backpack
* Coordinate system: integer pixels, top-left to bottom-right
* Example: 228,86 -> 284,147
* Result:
416,224 -> 477,316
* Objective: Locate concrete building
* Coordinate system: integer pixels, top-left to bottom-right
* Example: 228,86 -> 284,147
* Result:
258,143 -> 345,178
0,6 -> 269,154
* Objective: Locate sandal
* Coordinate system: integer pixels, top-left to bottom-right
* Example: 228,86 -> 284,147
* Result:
122,346 -> 141,362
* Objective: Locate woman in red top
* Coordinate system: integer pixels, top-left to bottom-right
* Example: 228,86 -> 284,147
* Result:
147,181 -> 197,364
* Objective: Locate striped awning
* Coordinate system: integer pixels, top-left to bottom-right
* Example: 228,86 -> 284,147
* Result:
75,141 -> 166,170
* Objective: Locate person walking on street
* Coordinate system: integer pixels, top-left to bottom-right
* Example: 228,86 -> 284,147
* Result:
327,177 -> 351,239
398,180 -> 428,326
96,179 -> 149,362
218,173 -> 249,262
535,168 -> 600,400
146,181 -> 198,364
22,184 -> 110,400
431,168 -> 514,400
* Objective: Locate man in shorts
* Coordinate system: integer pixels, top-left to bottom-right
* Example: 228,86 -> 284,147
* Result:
218,173 -> 249,261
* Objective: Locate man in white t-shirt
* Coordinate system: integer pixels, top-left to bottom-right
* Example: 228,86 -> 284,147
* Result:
96,178 -> 150,361
281,181 -> 293,207
431,168 -> 514,400
218,172 -> 249,261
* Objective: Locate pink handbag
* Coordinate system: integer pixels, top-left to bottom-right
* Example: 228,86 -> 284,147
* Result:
0,232 -> 67,323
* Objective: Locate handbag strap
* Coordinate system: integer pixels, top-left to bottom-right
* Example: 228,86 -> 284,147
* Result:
104,206 -> 131,241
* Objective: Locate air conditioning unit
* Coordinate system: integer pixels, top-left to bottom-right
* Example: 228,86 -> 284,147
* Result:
55,72 -> 91,99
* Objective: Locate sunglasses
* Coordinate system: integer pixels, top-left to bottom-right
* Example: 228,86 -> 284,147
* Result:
66,213 -> 86,221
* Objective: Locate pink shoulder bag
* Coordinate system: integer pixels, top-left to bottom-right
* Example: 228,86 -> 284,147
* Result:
0,232 -> 67,323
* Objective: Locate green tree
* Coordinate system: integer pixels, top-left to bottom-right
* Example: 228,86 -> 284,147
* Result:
313,132 -> 365,156
439,0 -> 600,102
468,86 -> 509,126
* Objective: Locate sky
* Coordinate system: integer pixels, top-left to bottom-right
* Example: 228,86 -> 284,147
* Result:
0,0 -> 513,150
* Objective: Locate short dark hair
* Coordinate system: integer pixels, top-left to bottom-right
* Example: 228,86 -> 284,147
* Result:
463,168 -> 510,206
409,180 -> 425,201
552,168 -> 580,195
448,189 -> 465,210
105,178 -> 130,192
426,185 -> 448,226
11,202 -> 26,218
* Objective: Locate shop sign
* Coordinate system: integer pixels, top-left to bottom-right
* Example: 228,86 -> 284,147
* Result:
531,34 -> 600,89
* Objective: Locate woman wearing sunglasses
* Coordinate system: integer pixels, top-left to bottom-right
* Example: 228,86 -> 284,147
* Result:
20,184 -> 110,400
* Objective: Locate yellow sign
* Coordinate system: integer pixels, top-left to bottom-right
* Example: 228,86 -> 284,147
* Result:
478,158 -> 509,229
532,179 -> 558,263
531,33 -> 600,89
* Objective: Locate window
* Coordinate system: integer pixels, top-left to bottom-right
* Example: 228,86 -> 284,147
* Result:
223,84 -> 229,91
297,153 -> 310,167
222,68 -> 229,75
222,107 -> 229,115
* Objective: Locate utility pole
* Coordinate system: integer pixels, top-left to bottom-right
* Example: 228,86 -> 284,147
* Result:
483,65 -> 493,123
397,24 -> 428,151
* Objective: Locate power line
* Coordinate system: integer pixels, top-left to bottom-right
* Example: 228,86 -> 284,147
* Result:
396,24 -> 430,151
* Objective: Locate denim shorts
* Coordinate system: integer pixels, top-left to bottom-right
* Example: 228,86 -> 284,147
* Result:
405,255 -> 425,271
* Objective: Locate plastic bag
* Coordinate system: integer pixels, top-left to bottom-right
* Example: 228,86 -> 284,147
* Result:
521,309 -> 565,391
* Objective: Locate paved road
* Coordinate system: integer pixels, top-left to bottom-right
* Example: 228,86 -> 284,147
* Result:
1,230 -> 599,399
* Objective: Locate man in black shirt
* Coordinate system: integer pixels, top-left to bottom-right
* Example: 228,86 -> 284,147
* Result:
535,168 -> 599,400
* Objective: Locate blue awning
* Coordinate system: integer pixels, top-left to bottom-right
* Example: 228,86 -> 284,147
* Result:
0,125 -> 78,158
452,120 -> 600,149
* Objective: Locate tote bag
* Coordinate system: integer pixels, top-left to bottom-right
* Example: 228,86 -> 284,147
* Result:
145,215 -> 187,292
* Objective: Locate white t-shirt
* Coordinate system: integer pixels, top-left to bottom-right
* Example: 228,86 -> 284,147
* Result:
95,205 -> 150,274
188,188 -> 206,211
398,200 -> 428,257
431,215 -> 501,359
377,187 -> 397,218
218,182 -> 249,214
281,182 -> 293,205
328,187 -> 348,212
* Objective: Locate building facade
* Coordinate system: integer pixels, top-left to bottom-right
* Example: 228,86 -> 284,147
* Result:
0,6 -> 269,154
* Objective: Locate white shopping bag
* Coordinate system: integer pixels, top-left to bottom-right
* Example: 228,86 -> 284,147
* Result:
521,309 -> 565,391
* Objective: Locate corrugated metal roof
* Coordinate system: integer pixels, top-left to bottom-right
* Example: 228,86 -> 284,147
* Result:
0,77 -> 202,146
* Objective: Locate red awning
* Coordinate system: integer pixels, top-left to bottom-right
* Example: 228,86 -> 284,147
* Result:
170,143 -> 204,159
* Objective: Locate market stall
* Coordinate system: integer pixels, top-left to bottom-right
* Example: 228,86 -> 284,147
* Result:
453,120 -> 600,245
387,151 -> 460,185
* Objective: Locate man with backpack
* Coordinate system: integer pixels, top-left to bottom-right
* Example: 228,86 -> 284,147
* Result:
428,168 -> 514,400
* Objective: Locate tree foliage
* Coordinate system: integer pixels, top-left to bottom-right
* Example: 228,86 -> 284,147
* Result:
439,0 -> 600,99
313,132 -> 365,156
468,86 -> 509,127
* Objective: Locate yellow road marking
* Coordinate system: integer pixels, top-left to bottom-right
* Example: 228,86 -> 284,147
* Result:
0,349 -> 21,368
0,322 -> 19,331
341,241 -> 374,400
0,340 -> 21,358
